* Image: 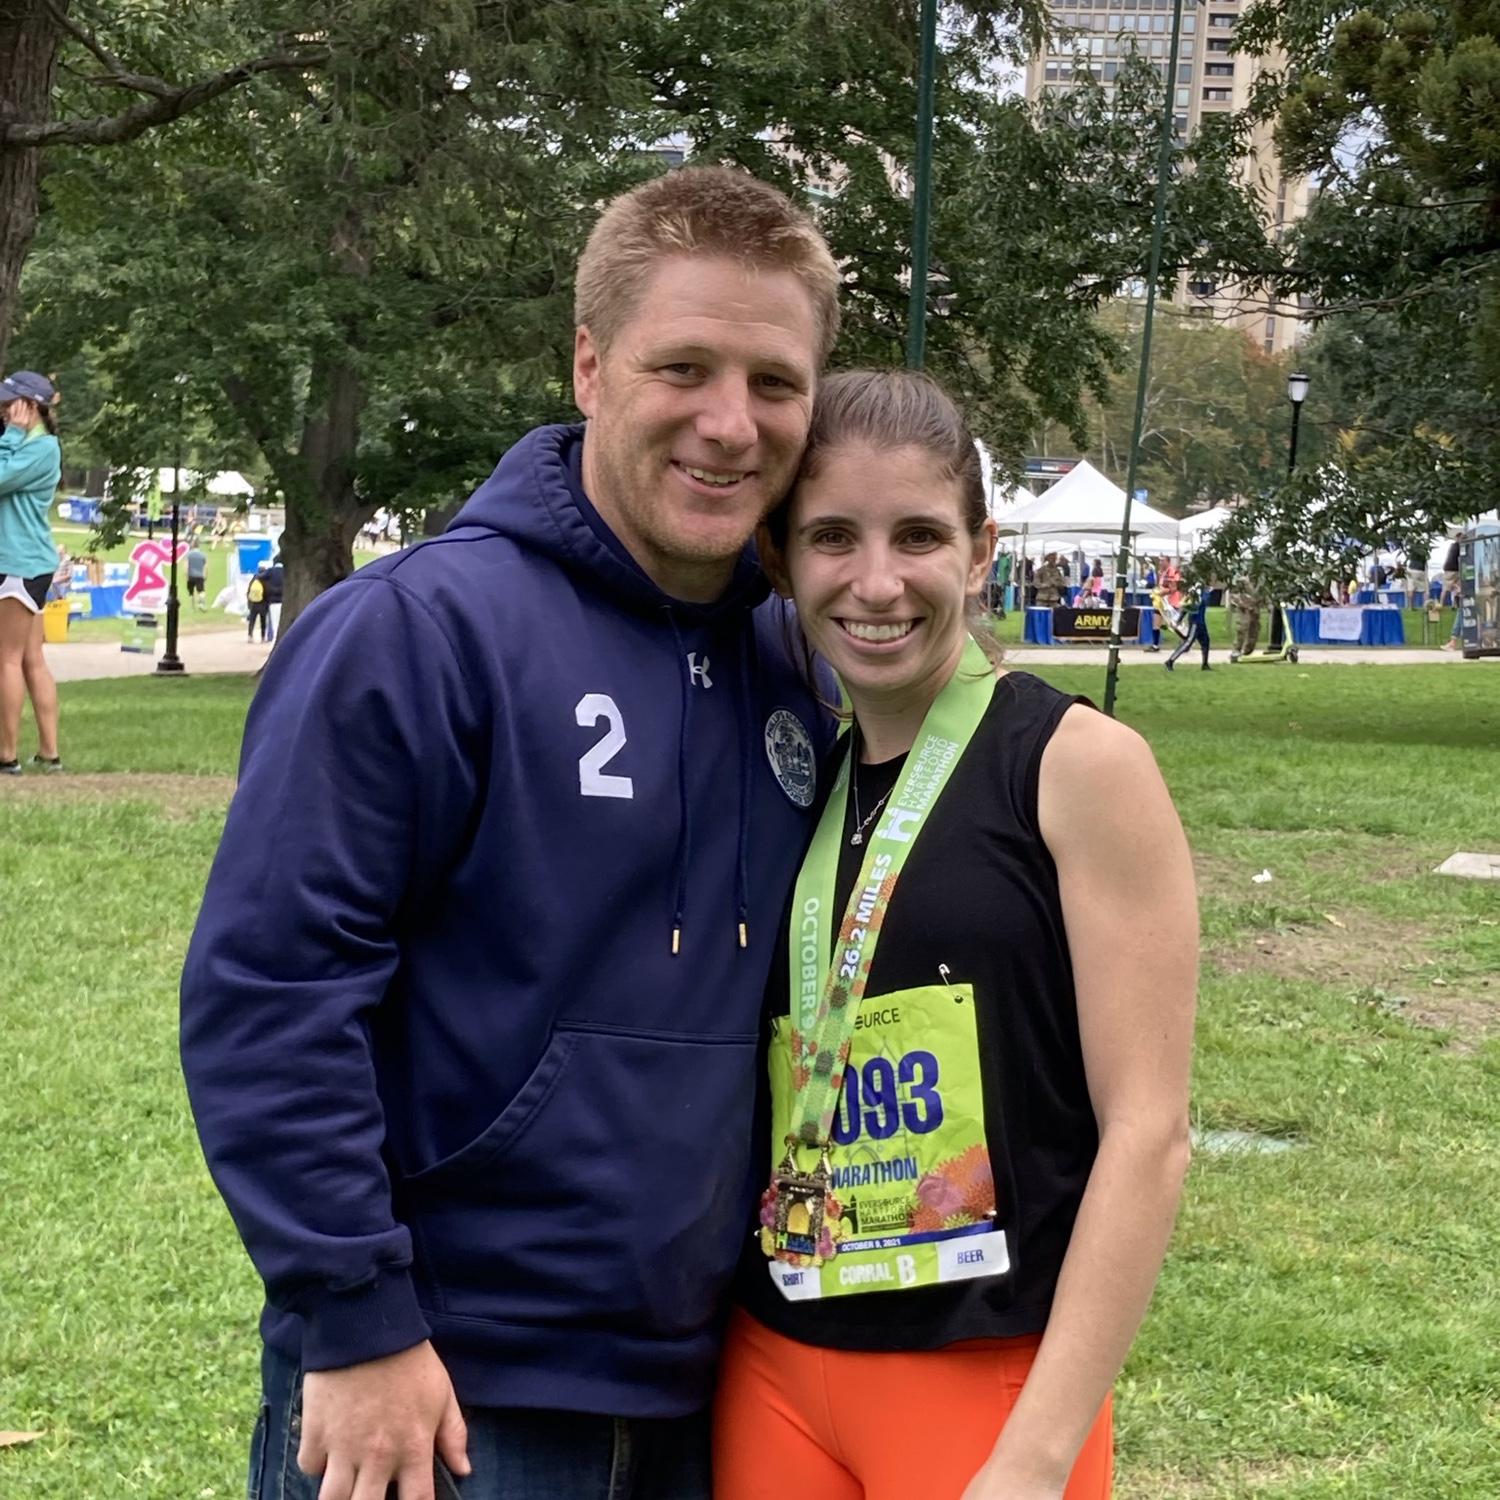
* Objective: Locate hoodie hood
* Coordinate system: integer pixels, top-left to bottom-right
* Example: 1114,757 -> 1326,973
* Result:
449,422 -> 769,622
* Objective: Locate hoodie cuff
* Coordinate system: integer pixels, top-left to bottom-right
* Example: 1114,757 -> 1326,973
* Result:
297,1266 -> 432,1371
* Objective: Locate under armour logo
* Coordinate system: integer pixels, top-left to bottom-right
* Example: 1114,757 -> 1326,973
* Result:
687,652 -> 713,689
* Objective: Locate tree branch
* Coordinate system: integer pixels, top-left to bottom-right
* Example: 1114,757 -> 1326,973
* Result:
1,46 -> 330,150
42,0 -> 140,91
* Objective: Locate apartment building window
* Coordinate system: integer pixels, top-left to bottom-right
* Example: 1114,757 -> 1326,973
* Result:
1182,12 -> 1196,30
1188,278 -> 1217,296
1045,64 -> 1059,81
1103,60 -> 1119,79
1208,13 -> 1235,26
1178,63 -> 1192,82
1151,37 -> 1167,54
1153,14 -> 1168,30
1175,86 -> 1190,105
1203,87 -> 1231,101
1205,62 -> 1234,76
1208,36 -> 1232,51
1174,113 -> 1188,135
1182,39 -> 1194,56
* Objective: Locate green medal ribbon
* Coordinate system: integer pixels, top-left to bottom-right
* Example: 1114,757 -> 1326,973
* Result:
785,637 -> 996,1150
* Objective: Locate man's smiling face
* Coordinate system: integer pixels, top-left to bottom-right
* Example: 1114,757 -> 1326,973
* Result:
574,254 -> 820,602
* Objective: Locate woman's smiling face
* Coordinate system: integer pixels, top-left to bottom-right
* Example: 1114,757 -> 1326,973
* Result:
781,442 -> 995,713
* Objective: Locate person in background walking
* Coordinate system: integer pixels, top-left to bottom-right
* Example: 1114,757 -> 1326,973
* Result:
185,542 -> 209,610
1229,580 -> 1260,661
1161,557 -> 1182,609
1405,543 -> 1430,610
1164,586 -> 1211,672
1440,538 -> 1461,608
246,562 -> 271,643
263,554 -> 285,641
0,371 -> 64,775
1035,552 -> 1065,608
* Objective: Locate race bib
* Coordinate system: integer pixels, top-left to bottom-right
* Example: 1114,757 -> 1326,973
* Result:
765,982 -> 1009,1301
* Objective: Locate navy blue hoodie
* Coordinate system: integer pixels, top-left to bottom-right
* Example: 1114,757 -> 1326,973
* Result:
181,425 -> 828,1415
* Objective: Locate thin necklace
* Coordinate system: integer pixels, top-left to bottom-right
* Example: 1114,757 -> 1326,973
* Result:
849,740 -> 893,846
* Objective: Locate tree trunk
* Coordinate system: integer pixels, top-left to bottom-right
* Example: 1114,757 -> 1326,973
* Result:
279,350 -> 374,633
0,0 -> 63,368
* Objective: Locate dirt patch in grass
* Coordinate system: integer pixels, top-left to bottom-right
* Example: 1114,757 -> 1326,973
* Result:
0,772 -> 235,814
1196,852 -> 1498,1054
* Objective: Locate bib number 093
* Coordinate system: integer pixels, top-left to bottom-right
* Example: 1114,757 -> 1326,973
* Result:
832,1050 -> 944,1145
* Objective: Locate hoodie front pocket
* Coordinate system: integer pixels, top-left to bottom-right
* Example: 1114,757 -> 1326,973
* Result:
398,1025 -> 758,1341
403,1030 -> 580,1187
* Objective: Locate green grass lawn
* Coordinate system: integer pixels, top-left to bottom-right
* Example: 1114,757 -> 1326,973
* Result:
1,665 -> 1497,1496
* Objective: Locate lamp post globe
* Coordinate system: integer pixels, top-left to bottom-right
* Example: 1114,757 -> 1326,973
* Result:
1286,371 -> 1310,474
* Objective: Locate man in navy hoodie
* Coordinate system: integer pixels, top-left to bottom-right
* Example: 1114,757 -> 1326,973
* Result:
181,167 -> 839,1500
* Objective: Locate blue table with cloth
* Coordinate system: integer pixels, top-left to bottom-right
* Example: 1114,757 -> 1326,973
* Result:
1288,607 -> 1405,647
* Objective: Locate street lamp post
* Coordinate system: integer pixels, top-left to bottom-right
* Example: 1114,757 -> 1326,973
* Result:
1286,371 -> 1310,474
156,376 -> 188,675
905,0 -> 939,370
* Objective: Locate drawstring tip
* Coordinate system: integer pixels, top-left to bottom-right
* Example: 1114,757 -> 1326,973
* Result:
738,921 -> 748,950
671,926 -> 681,956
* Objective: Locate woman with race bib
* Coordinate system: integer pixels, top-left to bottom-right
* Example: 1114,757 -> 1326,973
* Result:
714,371 -> 1197,1500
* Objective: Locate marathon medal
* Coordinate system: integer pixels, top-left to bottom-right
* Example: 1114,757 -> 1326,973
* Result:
761,638 -> 996,1267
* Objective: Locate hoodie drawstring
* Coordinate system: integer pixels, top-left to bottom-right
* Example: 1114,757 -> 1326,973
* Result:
665,608 -> 692,956
664,608 -> 758,956
733,619 -> 758,951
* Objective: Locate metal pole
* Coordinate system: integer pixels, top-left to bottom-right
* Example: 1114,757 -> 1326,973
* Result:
157,382 -> 186,675
1101,0 -> 1187,718
905,0 -> 939,370
1287,399 -> 1303,474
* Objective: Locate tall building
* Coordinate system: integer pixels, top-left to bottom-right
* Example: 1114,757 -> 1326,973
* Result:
1023,0 -> 1309,353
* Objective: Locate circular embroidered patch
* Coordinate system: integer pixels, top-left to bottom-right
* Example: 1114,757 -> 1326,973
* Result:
764,708 -> 816,808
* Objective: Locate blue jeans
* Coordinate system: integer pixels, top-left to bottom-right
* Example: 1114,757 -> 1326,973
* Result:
249,1345 -> 710,1500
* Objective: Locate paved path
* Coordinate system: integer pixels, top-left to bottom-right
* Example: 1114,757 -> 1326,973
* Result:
45,629 -> 272,682
42,631 -> 1490,682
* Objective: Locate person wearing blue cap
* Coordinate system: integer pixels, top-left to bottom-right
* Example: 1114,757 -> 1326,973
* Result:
0,370 -> 64,774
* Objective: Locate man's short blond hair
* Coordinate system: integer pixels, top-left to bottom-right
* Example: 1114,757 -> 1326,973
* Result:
575,166 -> 840,364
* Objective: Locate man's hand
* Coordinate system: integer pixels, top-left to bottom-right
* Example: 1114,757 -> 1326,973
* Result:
298,1341 -> 471,1500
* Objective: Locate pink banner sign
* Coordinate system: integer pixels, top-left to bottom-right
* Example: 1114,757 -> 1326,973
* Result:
124,538 -> 188,613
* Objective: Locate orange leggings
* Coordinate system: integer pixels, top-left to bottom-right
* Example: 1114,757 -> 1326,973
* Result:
713,1311 -> 1112,1500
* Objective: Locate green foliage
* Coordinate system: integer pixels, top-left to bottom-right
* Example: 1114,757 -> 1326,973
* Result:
1080,306 -> 1293,515
1192,0 -> 1500,592
12,0 -> 1272,607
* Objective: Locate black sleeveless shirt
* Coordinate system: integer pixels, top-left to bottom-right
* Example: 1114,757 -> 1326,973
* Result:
736,671 -> 1096,1350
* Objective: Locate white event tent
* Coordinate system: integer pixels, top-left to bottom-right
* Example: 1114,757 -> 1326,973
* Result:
1175,506 -> 1232,547
154,467 -> 257,497
993,460 -> 1179,543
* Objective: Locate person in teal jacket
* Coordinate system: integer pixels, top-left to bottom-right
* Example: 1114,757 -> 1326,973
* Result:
0,370 -> 64,774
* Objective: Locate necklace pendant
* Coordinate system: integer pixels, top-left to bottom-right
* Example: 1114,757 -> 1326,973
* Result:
850,831 -> 864,845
